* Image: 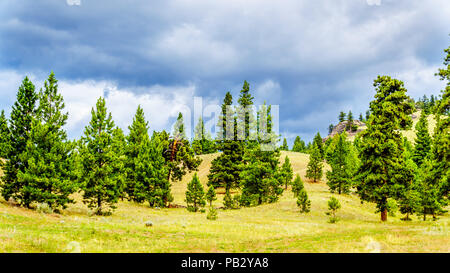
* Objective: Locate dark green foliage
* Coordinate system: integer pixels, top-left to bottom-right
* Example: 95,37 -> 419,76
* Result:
312,132 -> 324,159
359,113 -> 364,122
280,138 -> 289,151
365,110 -> 371,121
17,72 -> 76,210
208,93 -> 243,192
306,143 -> 323,182
1,77 -> 38,207
240,104 -> 283,206
431,45 -> 450,199
412,110 -> 431,166
326,196 -> 341,223
417,160 -> 446,220
236,80 -> 255,141
292,174 -> 304,197
338,111 -> 346,123
123,106 -> 172,207
326,133 -> 354,194
297,189 -> 311,213
346,111 -> 353,131
78,97 -> 123,215
240,143 -> 283,205
280,156 -> 293,189
124,105 -> 149,200
205,185 -> 217,207
0,110 -> 10,158
192,117 -> 216,155
356,75 -> 414,221
292,136 -> 306,152
328,124 -> 334,134
165,113 -> 202,183
185,173 -> 206,212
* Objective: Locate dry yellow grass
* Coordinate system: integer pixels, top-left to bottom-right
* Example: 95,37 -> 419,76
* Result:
0,152 -> 448,253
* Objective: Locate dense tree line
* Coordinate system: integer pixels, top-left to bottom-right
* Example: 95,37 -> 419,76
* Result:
0,73 -> 200,215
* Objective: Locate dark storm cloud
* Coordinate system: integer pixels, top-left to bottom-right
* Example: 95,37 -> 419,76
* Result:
0,0 -> 449,143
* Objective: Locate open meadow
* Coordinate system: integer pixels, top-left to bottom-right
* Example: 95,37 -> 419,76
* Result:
0,151 -> 448,253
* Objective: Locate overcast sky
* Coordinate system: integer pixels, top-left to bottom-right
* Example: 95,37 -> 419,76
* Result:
0,0 -> 449,145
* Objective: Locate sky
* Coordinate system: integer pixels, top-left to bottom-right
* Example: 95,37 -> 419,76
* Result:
0,0 -> 449,145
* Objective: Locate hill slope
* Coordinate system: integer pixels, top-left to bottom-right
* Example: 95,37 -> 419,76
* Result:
0,151 -> 448,252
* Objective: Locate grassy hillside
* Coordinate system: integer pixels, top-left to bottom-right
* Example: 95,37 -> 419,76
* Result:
0,151 -> 448,253
347,110 -> 437,142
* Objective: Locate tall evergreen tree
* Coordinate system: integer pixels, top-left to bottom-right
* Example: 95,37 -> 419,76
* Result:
292,174 -> 305,197
312,132 -> 324,159
240,104 -> 283,206
432,45 -> 450,199
1,77 -> 38,207
208,93 -> 243,192
338,111 -> 346,123
205,185 -> 217,207
306,143 -> 323,182
412,110 -> 431,166
185,173 -> 206,212
164,112 -> 202,182
292,136 -> 306,152
17,72 -> 76,209
356,76 -> 414,221
192,116 -> 216,155
0,110 -> 10,158
297,189 -> 311,213
280,138 -> 289,151
236,80 -> 255,141
326,133 -> 353,194
280,156 -> 294,189
124,106 -> 150,200
78,97 -> 123,215
346,111 -> 354,131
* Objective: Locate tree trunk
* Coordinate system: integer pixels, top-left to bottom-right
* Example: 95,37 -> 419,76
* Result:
381,209 -> 387,221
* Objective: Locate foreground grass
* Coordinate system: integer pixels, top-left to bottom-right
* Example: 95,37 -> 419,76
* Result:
0,152 -> 448,253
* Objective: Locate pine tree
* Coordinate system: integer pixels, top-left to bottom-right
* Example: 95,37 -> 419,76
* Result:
365,110 -> 371,121
338,111 -> 346,123
280,138 -> 289,151
17,72 -> 76,210
236,80 -> 255,142
1,77 -> 38,207
280,156 -> 293,189
124,106 -> 150,200
205,185 -> 217,207
359,113 -> 364,122
356,75 -> 414,221
208,93 -> 243,192
192,117 -> 216,155
326,133 -> 353,194
312,132 -> 324,159
292,174 -> 305,197
292,136 -> 306,152
346,111 -> 353,131
328,124 -> 334,135
412,110 -> 431,166
78,97 -> 123,215
240,105 -> 283,206
165,113 -> 202,183
417,159 -> 445,220
297,189 -> 311,213
185,173 -> 206,212
306,143 -> 323,182
431,45 -> 450,199
0,110 -> 10,158
326,197 -> 341,223
112,127 -> 126,200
